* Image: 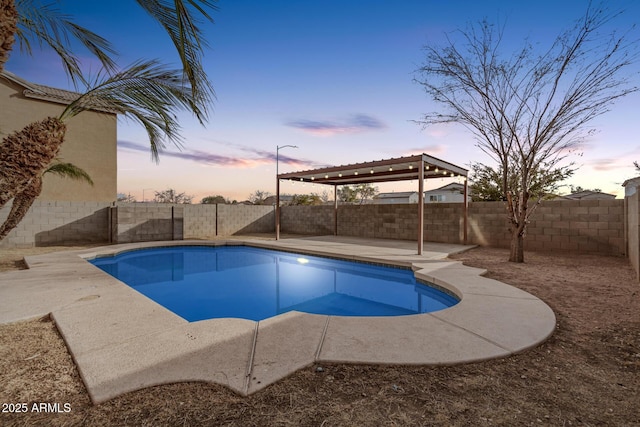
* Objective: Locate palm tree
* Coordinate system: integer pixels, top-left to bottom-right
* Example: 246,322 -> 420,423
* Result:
44,161 -> 94,185
0,0 -> 18,71
1,0 -> 117,82
1,0 -> 216,112
0,60 -> 202,237
0,161 -> 92,240
0,0 -> 216,240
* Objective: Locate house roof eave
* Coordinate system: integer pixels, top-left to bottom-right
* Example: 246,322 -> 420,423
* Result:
1,70 -> 118,114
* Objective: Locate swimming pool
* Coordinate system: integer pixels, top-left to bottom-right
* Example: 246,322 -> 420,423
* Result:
90,245 -> 459,322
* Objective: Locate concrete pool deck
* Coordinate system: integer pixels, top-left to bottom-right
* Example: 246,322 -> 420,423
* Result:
0,236 -> 556,403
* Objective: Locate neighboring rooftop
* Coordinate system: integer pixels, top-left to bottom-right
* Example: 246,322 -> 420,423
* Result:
263,195 -> 294,205
374,191 -> 418,199
560,190 -> 616,200
425,182 -> 465,194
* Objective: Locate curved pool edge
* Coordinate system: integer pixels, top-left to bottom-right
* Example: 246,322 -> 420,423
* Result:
0,238 -> 556,403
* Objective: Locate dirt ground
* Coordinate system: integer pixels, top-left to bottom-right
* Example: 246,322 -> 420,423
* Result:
0,245 -> 638,426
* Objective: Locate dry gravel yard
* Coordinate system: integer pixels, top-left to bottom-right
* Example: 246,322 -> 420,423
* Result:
0,244 -> 638,426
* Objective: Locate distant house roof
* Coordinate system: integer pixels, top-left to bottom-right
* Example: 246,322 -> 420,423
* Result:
376,183 -> 468,199
561,190 -> 616,200
622,177 -> 640,188
425,182 -> 465,194
374,191 -> 417,199
263,195 -> 293,205
1,70 -> 116,113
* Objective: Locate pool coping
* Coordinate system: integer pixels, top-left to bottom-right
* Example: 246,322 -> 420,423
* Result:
0,237 -> 556,403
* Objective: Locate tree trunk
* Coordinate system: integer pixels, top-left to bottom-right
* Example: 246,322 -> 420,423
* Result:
509,227 -> 525,263
0,117 -> 66,209
0,0 -> 18,72
0,176 -> 41,240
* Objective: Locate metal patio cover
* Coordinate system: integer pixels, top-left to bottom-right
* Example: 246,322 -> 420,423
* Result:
276,153 -> 469,254
277,153 -> 468,185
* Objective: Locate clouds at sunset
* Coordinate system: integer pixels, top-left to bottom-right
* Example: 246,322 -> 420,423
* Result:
588,156 -> 638,173
11,0 -> 635,200
117,140 -> 316,169
286,114 -> 386,136
406,145 -> 447,156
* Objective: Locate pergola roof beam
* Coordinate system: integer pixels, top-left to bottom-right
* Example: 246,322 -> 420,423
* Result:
278,153 -> 468,186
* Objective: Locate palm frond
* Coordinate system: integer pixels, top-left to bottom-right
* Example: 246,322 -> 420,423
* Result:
134,0 -> 217,123
60,60 -> 199,162
44,161 -> 94,185
15,0 -> 118,86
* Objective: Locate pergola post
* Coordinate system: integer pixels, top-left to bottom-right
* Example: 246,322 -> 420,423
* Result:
418,159 -> 424,255
334,185 -> 338,236
463,178 -> 468,244
275,177 -> 280,240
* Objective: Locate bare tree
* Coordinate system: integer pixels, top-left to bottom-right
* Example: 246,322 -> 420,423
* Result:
201,195 -> 228,204
355,184 -> 378,204
248,190 -> 272,205
153,188 -> 192,204
290,193 -> 323,206
470,162 -> 572,202
569,185 -> 602,194
117,193 -> 137,203
415,3 -> 638,262
337,186 -> 358,204
337,184 -> 378,204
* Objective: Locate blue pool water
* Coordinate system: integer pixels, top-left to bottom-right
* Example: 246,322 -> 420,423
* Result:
90,246 -> 459,322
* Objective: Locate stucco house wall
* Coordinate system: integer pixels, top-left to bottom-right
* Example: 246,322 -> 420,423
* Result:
623,178 -> 640,280
626,192 -> 639,280
0,72 -> 117,202
424,182 -> 467,203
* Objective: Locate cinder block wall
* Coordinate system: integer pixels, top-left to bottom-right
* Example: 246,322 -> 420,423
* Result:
0,200 -> 111,248
467,202 -> 510,247
626,193 -> 639,279
527,200 -> 623,254
332,203 -> 462,242
281,205 -> 334,235
217,204 -> 274,235
337,204 -> 415,239
183,204 -> 217,239
469,200 -> 625,255
111,203 -> 272,243
113,203 -> 177,243
111,203 -> 273,243
281,199 -> 625,256
424,203 -> 464,243
0,199 -> 626,256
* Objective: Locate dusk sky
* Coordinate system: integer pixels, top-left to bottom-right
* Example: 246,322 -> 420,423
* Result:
6,0 -> 640,202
